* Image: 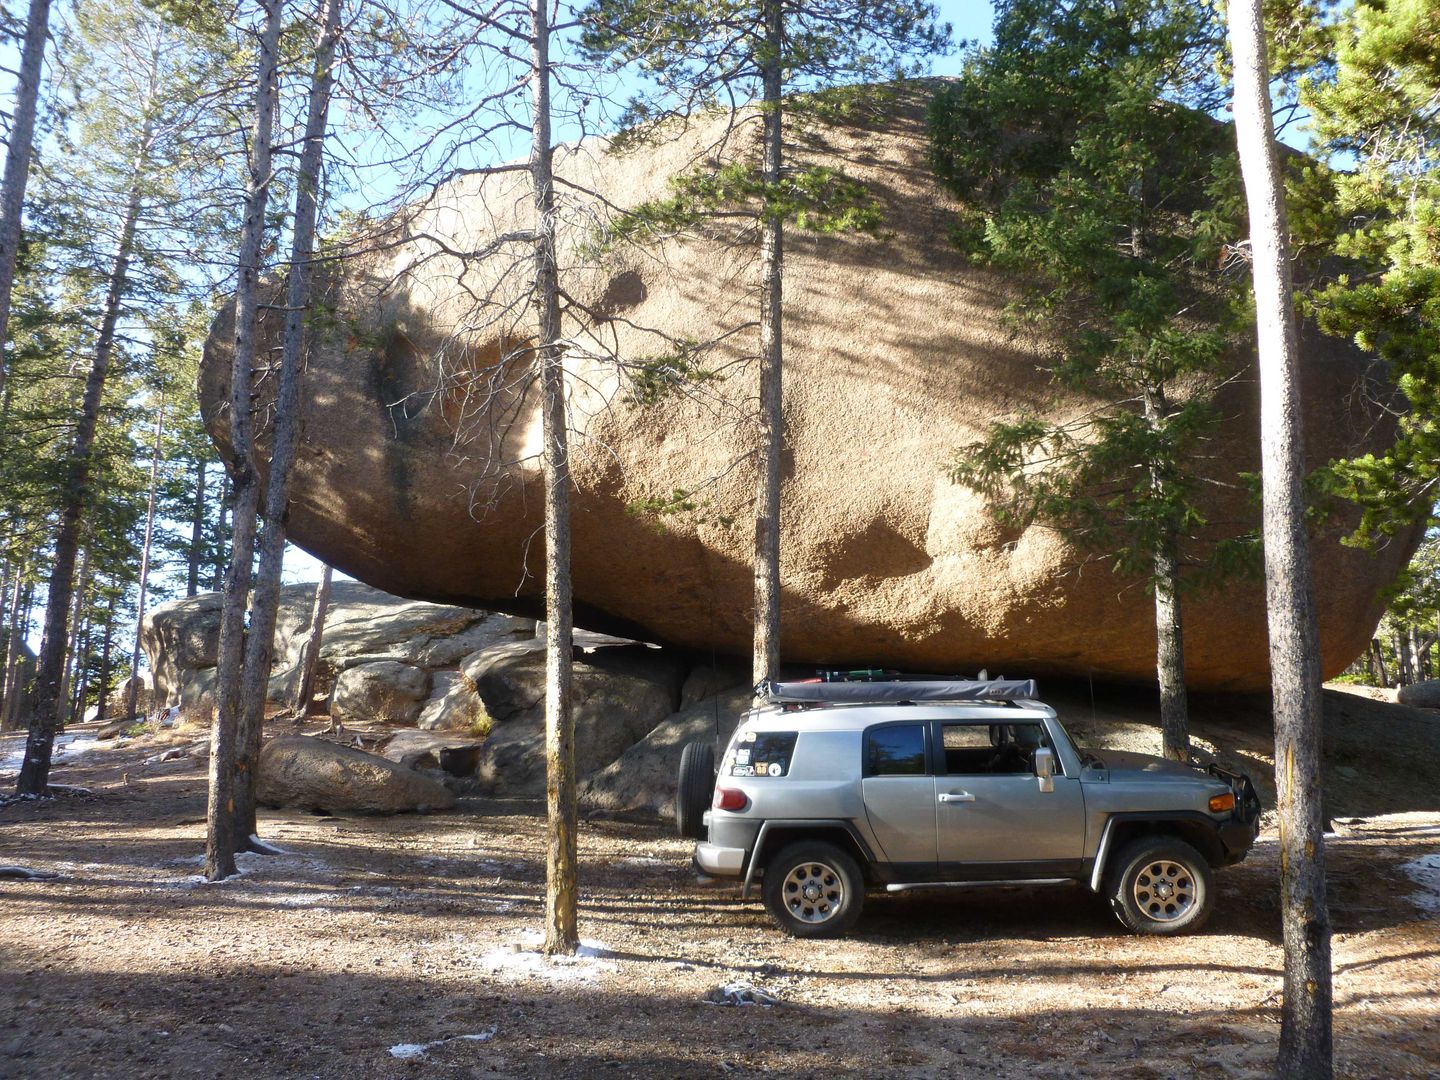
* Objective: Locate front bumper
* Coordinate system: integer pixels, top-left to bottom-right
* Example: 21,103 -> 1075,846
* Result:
695,841 -> 746,877
1208,762 -> 1263,865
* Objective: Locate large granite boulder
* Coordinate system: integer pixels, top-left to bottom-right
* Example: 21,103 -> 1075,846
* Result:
465,634 -> 687,797
1397,680 -> 1440,709
257,735 -> 457,814
200,83 -> 1421,691
142,582 -> 532,719
330,661 -> 430,724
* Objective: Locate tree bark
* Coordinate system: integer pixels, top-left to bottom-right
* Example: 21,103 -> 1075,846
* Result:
1153,533 -> 1189,761
751,0 -> 784,687
69,613 -> 91,726
212,470 -> 230,592
0,0 -> 54,411
95,592 -> 115,725
17,124 -> 151,795
61,545 -> 92,723
187,459 -> 207,597
1144,385 -> 1189,762
207,0 -> 282,880
1227,0 -> 1333,1073
289,563 -> 332,718
231,0 -> 343,845
531,0 -> 578,957
1372,638 -> 1389,688
126,396 -> 165,724
0,569 -> 24,730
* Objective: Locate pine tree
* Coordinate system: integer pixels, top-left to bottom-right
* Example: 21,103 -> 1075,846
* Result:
931,0 -> 1254,761
1227,0 -> 1334,1072
16,0 -> 239,793
582,0 -> 948,685
1301,0 -> 1440,544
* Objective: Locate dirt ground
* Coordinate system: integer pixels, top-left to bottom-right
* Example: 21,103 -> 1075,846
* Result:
1,723 -> 1437,1080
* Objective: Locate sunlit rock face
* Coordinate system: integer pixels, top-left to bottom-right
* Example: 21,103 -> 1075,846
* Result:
200,83 -> 1420,692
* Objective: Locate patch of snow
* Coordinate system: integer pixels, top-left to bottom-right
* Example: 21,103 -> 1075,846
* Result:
617,856 -> 667,868
1401,852 -> 1440,914
388,1029 -> 497,1059
472,932 -> 615,983
0,733 -> 99,779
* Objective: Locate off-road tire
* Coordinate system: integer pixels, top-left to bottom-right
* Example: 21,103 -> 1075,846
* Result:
675,741 -> 715,840
762,841 -> 865,939
1108,836 -> 1214,936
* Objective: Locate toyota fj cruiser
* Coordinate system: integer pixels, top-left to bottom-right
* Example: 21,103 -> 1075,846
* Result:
675,673 -> 1261,938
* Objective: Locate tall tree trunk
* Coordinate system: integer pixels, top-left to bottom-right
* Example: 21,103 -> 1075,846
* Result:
95,592 -> 116,725
1228,1 -> 1333,1073
187,459 -> 207,597
289,563 -> 332,718
1153,532 -> 1189,761
531,0 -> 577,957
0,569 -> 24,729
0,0 -> 54,411
751,0 -> 784,687
126,397 -> 165,723
17,132 -> 150,795
70,608 -> 92,726
1372,638 -> 1389,688
232,0 -> 343,844
1144,386 -> 1188,762
207,0 -> 283,880
212,470 -> 230,592
61,545 -> 92,723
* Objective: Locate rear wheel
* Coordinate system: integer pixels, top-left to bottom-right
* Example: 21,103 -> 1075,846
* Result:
762,841 -> 864,938
675,741 -> 715,840
1108,837 -> 1214,935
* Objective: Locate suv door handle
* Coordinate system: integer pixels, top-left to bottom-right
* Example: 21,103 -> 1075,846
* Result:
938,792 -> 975,804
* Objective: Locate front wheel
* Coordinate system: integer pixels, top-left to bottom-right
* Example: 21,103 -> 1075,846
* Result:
762,842 -> 864,938
1107,837 -> 1214,935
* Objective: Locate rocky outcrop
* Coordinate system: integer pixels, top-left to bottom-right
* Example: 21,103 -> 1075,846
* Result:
257,735 -> 456,814
1397,680 -> 1440,709
330,661 -> 430,725
141,582 -> 533,721
200,82 -> 1420,692
467,634 -> 687,797
141,583 -> 742,801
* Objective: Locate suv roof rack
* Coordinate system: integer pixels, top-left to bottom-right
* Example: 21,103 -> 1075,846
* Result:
755,675 -> 1038,705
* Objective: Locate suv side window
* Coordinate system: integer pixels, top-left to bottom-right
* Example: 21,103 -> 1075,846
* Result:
864,723 -> 926,776
939,721 -> 1052,776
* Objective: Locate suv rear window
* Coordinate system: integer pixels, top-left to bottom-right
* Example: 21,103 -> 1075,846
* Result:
730,731 -> 799,777
865,724 -> 926,776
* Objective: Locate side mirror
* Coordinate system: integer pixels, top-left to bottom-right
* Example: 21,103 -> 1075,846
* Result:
1034,747 -> 1055,793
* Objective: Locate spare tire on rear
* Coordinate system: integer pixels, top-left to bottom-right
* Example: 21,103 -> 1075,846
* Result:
675,741 -> 716,839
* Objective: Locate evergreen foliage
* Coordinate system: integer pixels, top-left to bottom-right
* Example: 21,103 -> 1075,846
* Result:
1301,0 -> 1440,543
931,0 -> 1253,585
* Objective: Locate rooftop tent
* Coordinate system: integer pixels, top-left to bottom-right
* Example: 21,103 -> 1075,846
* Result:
756,678 -> 1038,704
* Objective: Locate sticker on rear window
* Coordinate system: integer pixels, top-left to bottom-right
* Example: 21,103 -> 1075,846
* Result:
734,732 -> 798,777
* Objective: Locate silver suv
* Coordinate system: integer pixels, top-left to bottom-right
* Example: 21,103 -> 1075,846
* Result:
675,675 -> 1260,938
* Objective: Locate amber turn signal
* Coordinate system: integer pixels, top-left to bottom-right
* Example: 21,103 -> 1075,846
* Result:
1209,792 -> 1236,813
714,787 -> 748,811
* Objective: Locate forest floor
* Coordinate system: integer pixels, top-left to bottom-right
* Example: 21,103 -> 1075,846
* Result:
0,719 -> 1437,1080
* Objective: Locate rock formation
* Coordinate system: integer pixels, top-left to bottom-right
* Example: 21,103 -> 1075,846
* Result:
257,735 -> 457,814
141,584 -> 745,802
199,83 -> 1422,691
142,582 -> 533,720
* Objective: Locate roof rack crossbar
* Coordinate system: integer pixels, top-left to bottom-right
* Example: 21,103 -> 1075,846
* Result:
755,678 -> 1037,705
